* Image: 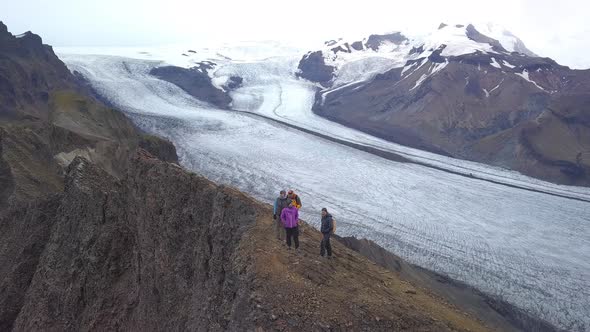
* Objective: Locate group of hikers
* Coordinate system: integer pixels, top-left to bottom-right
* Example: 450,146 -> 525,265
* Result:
272,190 -> 334,258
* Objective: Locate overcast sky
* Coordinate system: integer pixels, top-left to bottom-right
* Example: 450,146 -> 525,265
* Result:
3,0 -> 589,68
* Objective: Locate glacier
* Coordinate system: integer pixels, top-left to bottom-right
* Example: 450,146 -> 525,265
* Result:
57,47 -> 590,331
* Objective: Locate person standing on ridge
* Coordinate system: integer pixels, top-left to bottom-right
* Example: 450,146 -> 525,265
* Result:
320,208 -> 334,258
273,190 -> 290,241
287,190 -> 302,209
280,201 -> 300,251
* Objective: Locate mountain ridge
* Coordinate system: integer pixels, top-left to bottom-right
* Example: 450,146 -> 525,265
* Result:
0,21 -> 177,207
299,23 -> 590,186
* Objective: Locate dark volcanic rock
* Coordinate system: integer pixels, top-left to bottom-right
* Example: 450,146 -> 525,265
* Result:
0,196 -> 61,331
0,22 -> 75,119
224,76 -> 243,90
365,32 -> 408,51
428,46 -> 446,63
331,43 -> 351,54
351,41 -> 363,51
150,65 -> 231,109
296,51 -> 335,86
0,133 -> 15,208
409,45 -> 424,55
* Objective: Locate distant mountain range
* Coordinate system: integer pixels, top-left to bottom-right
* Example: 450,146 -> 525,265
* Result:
297,23 -> 590,186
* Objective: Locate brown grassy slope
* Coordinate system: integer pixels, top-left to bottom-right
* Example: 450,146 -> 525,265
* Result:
1,150 -> 489,331
241,206 -> 490,331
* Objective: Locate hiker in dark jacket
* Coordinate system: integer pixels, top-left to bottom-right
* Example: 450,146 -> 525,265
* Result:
320,208 -> 333,258
281,201 -> 300,250
273,190 -> 290,241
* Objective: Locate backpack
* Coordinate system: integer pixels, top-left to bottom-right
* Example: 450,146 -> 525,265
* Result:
331,217 -> 337,234
290,194 -> 301,209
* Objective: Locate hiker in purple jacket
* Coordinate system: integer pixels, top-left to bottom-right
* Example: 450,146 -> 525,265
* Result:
280,201 -> 300,250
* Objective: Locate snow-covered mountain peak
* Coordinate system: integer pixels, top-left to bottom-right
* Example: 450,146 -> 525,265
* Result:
421,23 -> 495,56
300,22 -> 539,88
474,22 -> 537,56
316,22 -> 536,60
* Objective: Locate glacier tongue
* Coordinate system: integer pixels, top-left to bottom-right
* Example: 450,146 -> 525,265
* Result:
57,49 -> 590,331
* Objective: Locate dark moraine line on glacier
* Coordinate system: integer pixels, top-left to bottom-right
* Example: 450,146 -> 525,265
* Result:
238,109 -> 590,204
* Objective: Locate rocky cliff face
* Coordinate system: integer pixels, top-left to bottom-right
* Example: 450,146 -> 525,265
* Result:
0,152 -> 258,330
0,21 -> 177,206
0,22 -> 74,119
296,51 -> 335,87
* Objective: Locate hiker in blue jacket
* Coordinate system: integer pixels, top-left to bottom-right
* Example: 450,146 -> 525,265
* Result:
273,190 -> 290,241
320,208 -> 334,258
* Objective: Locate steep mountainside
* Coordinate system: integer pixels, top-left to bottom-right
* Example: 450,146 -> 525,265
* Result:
0,151 -> 494,331
335,236 -> 558,332
0,21 -> 176,207
0,23 -> 74,119
300,23 -> 590,186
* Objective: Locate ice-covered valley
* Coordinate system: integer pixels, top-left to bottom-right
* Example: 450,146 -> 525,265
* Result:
58,48 -> 590,331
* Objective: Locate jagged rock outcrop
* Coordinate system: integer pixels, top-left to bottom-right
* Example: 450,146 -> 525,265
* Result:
0,152 -> 258,330
296,51 -> 335,86
365,32 -> 408,51
223,76 -> 243,90
0,22 -> 74,119
0,195 -> 61,331
0,21 -> 176,205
